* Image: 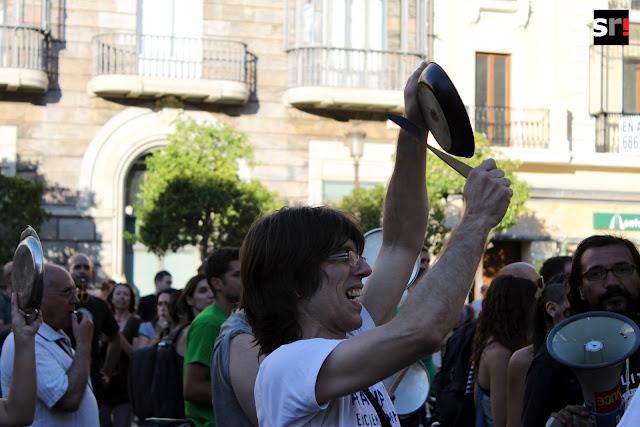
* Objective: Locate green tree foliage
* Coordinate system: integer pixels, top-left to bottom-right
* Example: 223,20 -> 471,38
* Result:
135,118 -> 281,259
339,133 -> 529,256
426,134 -> 529,255
339,185 -> 385,232
0,175 -> 46,264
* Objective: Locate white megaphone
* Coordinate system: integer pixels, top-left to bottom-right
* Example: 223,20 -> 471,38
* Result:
546,311 -> 640,427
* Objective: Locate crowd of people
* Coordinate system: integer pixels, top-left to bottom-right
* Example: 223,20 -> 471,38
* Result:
0,63 -> 638,427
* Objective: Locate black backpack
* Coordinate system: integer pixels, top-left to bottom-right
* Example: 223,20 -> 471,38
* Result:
434,319 -> 477,427
129,325 -> 188,420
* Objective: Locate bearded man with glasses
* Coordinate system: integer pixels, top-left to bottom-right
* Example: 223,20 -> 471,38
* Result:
522,235 -> 640,427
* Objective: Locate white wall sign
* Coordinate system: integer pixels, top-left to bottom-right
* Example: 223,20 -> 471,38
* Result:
619,116 -> 640,154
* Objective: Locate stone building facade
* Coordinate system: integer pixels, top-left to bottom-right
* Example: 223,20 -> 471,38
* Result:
0,0 -> 639,294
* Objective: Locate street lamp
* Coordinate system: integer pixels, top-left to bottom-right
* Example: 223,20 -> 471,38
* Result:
345,130 -> 366,188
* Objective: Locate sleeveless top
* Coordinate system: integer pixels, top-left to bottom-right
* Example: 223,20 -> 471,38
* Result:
211,311 -> 254,427
475,382 -> 493,427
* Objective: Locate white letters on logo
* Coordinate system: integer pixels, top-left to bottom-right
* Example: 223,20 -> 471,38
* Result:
609,214 -> 622,230
608,214 -> 640,231
594,18 -> 609,37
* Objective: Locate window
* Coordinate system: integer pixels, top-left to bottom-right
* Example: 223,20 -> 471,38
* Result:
295,0 -> 384,49
0,0 -> 48,27
323,181 -> 378,204
296,0 -> 384,87
137,0 -> 203,78
475,52 -> 511,145
623,60 -> 640,113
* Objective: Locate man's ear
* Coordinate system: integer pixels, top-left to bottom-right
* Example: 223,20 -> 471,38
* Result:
545,301 -> 558,318
209,277 -> 224,292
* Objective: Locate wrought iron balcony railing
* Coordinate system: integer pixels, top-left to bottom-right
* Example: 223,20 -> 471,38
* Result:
609,0 -> 640,9
468,106 -> 550,149
287,46 -> 424,91
93,33 -> 248,83
0,25 -> 47,71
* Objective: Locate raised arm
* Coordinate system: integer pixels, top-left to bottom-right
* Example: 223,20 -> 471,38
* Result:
0,294 -> 41,426
361,62 -> 429,325
317,159 -> 512,404
55,313 -> 93,411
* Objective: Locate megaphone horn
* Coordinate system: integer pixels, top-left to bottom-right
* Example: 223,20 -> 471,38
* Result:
547,311 -> 640,427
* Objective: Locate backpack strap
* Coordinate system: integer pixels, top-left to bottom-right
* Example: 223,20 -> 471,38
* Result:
362,388 -> 392,427
172,323 -> 189,340
160,323 -> 189,346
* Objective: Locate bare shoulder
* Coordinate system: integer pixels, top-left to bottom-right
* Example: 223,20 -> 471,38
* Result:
509,345 -> 534,370
230,333 -> 261,366
483,342 -> 513,367
179,324 -> 191,340
175,325 -> 190,357
231,333 -> 255,349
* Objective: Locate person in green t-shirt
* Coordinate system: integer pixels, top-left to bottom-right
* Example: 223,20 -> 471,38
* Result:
184,248 -> 242,427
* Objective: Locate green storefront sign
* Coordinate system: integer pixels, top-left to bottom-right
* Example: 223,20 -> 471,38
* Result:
593,213 -> 640,231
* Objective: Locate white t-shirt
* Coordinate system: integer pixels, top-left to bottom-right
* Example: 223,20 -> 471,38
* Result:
255,307 -> 401,426
616,380 -> 639,426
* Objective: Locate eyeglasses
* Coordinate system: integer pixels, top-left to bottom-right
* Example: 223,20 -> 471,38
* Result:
537,277 -> 545,289
582,263 -> 637,282
327,250 -> 366,269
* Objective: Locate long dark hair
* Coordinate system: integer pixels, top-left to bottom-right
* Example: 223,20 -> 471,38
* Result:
567,235 -> 640,315
177,274 -> 209,323
242,206 -> 364,355
106,282 -> 136,314
472,275 -> 538,371
531,273 -> 568,354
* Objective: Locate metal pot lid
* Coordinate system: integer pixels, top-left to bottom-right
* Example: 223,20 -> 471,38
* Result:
12,226 -> 44,319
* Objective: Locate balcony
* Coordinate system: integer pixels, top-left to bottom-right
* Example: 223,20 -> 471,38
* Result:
0,25 -> 48,92
284,46 -> 424,112
609,0 -> 640,9
468,106 -> 550,149
89,33 -> 249,104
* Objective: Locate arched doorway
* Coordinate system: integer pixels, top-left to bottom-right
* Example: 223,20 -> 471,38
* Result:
123,153 -> 201,295
79,106 -> 216,294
